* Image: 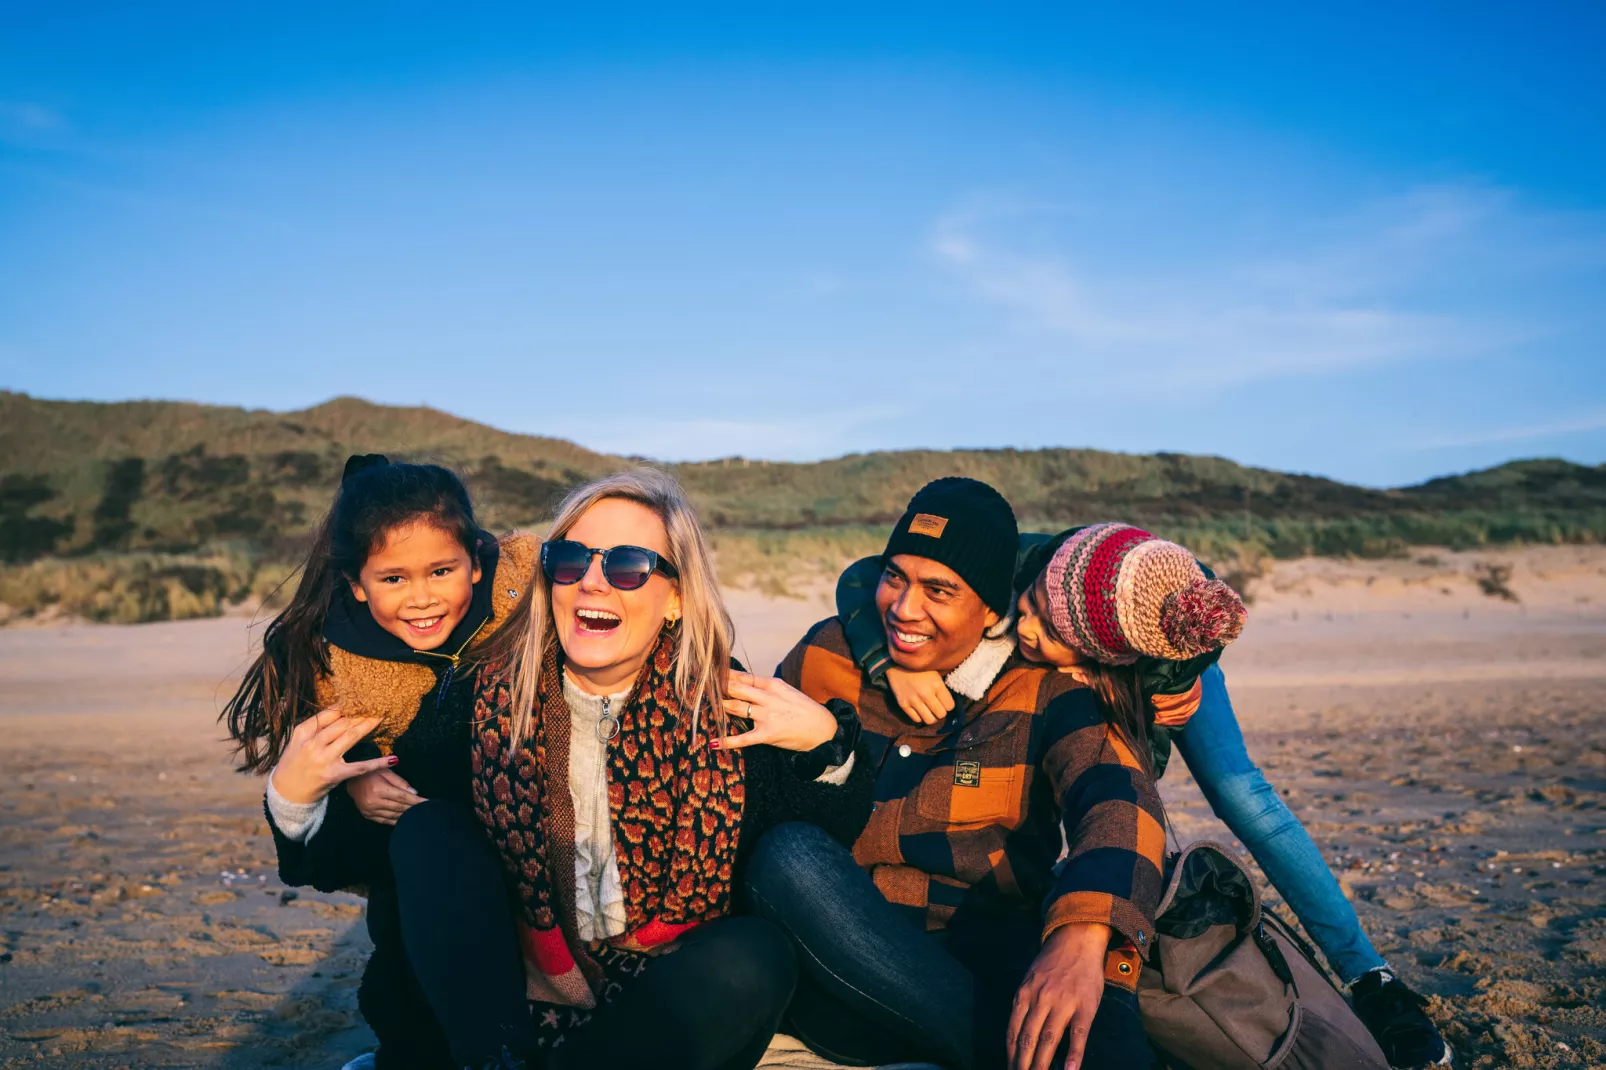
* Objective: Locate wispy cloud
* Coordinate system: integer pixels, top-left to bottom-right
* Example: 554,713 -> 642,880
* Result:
0,101 -> 65,140
927,184 -> 1584,390
1409,410 -> 1606,451
538,403 -> 905,462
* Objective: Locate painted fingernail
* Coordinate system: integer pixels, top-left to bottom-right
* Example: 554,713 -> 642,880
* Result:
387,756 -> 399,765
709,740 -> 721,749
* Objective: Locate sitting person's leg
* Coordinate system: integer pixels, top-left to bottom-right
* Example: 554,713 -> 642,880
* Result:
547,916 -> 797,1070
781,972 -> 933,1067
1077,989 -> 1151,1070
944,912 -> 1155,1070
360,880 -> 453,1069
389,799 -> 539,1066
1174,665 -> 1384,984
743,821 -> 975,1068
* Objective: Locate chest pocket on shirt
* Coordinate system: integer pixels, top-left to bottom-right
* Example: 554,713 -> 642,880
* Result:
914,711 -> 1028,829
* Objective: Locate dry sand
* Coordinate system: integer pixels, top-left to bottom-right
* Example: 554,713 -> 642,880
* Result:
1,546 -> 1603,1068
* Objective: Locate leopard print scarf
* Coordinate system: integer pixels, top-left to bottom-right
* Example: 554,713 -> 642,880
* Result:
471,622 -> 745,1006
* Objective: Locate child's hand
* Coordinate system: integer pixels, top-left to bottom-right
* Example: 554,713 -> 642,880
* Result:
269,708 -> 392,805
348,768 -> 422,824
886,668 -> 955,725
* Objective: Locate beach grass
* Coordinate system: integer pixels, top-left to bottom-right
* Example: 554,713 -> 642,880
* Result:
0,551 -> 295,625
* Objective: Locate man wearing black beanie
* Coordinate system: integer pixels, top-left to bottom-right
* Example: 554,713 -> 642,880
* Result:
883,477 -> 1018,609
756,477 -> 1164,1070
874,476 -> 1019,678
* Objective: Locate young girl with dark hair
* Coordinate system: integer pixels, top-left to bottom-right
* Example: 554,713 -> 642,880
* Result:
222,454 -> 538,1068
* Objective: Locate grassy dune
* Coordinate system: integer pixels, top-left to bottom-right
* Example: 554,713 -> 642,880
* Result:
2,391 -> 1603,621
0,551 -> 295,625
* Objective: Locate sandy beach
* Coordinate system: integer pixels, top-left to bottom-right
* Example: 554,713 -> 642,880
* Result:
2,546 -> 1603,1068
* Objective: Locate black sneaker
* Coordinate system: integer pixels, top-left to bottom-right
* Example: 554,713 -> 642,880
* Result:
1351,969 -> 1452,1069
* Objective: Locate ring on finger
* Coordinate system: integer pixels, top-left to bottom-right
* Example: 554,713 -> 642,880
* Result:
745,700 -> 753,717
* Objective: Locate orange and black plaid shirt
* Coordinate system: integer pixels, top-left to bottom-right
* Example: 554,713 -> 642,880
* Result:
780,619 -> 1167,980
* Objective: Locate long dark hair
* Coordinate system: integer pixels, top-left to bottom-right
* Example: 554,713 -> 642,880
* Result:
1082,661 -> 1155,781
222,456 -> 480,773
1030,573 -> 1156,781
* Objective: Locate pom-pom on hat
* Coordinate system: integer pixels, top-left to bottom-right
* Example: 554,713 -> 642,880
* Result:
1043,523 -> 1246,665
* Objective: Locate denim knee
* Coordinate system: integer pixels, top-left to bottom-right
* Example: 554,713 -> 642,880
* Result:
745,821 -> 843,904
1203,769 -> 1297,842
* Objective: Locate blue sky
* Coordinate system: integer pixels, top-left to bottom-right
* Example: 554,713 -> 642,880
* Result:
2,4 -> 1603,486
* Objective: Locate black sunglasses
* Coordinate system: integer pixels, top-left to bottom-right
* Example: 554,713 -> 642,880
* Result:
540,539 -> 679,591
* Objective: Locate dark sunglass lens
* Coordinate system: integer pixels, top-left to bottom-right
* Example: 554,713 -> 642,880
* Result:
544,541 -> 591,585
603,547 -> 655,591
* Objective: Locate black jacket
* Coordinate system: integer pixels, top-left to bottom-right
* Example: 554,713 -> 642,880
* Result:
266,587 -> 874,1068
266,538 -> 503,1069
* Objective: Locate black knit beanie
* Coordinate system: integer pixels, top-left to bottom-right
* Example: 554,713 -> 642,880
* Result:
882,477 -> 1018,615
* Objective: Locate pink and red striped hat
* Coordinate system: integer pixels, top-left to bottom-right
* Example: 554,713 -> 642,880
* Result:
1043,523 -> 1247,665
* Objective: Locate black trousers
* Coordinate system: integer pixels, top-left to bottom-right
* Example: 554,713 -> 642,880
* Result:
360,880 -> 453,1069
389,799 -> 797,1070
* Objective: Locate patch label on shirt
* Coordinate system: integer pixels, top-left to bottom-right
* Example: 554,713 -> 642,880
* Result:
909,513 -> 949,538
953,760 -> 982,787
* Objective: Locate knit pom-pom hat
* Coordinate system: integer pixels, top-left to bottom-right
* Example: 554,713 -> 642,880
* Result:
1043,523 -> 1246,665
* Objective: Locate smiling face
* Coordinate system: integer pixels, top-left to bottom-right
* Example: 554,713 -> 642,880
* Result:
550,497 -> 682,694
350,520 -> 482,651
1015,574 -> 1090,670
875,554 -> 1000,674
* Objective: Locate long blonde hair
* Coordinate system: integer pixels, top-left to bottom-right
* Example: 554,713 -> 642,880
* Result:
486,468 -> 734,747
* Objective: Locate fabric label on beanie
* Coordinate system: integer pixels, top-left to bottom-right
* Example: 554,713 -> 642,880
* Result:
909,514 -> 949,538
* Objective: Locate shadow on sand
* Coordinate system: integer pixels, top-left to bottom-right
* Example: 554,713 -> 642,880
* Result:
210,918 -> 376,1070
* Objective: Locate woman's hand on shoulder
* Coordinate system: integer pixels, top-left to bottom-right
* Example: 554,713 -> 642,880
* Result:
347,768 -> 423,824
270,708 -> 392,805
716,671 -> 837,753
886,667 -> 954,725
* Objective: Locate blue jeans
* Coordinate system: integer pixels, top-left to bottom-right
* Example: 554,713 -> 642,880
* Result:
1174,665 -> 1386,985
744,822 -> 1156,1070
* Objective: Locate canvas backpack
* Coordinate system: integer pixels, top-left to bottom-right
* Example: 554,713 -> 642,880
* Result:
1137,841 -> 1389,1070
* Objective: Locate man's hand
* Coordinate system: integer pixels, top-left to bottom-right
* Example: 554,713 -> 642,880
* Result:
269,708 -> 391,805
1007,923 -> 1112,1070
347,768 -> 422,824
886,668 -> 955,725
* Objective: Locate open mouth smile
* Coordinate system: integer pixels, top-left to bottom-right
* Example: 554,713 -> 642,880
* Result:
402,616 -> 446,635
889,626 -> 932,653
575,608 -> 623,635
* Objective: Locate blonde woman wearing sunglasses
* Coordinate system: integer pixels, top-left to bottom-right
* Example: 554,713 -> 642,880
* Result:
380,468 -> 873,1070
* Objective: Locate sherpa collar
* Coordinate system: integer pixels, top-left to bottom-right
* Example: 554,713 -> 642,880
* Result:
944,613 -> 1018,701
